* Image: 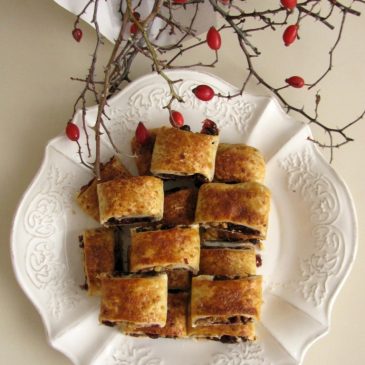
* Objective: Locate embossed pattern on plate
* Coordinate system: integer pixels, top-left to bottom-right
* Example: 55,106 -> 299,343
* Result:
11,70 -> 357,365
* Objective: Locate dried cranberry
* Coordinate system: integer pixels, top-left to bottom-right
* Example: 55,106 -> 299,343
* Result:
201,119 -> 219,135
256,254 -> 262,267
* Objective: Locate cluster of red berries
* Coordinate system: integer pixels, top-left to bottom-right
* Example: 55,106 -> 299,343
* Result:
67,0 -> 305,142
280,0 -> 305,88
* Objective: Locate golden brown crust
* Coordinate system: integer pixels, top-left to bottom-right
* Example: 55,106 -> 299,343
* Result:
97,176 -> 164,225
199,248 -> 256,278
190,276 -> 262,325
82,228 -> 116,296
195,182 -> 271,238
130,225 -> 200,274
214,144 -> 265,183
187,317 -> 256,341
122,292 -> 188,338
99,273 -> 168,326
77,156 -> 132,221
167,270 -> 191,290
131,128 -> 159,175
162,187 -> 198,226
150,127 -> 219,181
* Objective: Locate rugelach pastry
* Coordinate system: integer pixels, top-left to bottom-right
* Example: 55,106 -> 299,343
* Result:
99,273 -> 168,327
97,176 -> 164,226
214,144 -> 265,183
190,275 -> 262,327
150,127 -> 219,182
162,187 -> 198,226
187,318 -> 256,342
77,156 -> 131,221
131,128 -> 159,175
199,247 -> 256,278
195,182 -> 271,245
80,227 -> 121,295
129,225 -> 200,274
122,292 -> 188,338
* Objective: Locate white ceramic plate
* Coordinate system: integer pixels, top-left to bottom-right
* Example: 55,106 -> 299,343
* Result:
11,70 -> 357,365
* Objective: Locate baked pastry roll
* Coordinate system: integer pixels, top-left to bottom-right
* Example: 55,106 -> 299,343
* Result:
122,292 -> 188,338
214,144 -> 265,183
150,127 -> 219,182
190,275 -> 262,327
187,317 -> 256,342
99,273 -> 168,327
162,187 -> 198,226
76,156 -> 131,221
97,176 -> 164,226
199,247 -> 256,278
131,128 -> 159,175
80,228 -> 121,295
195,182 -> 271,243
130,225 -> 200,274
167,270 -> 191,291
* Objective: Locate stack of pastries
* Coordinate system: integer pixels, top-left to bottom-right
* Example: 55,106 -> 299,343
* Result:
77,125 -> 270,343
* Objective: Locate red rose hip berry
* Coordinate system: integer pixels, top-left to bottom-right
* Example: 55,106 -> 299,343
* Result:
283,24 -> 298,46
206,27 -> 221,50
285,76 -> 305,88
66,122 -> 80,141
192,85 -> 215,101
130,23 -> 138,34
281,0 -> 297,10
72,28 -> 83,42
169,110 -> 184,128
135,122 -> 151,145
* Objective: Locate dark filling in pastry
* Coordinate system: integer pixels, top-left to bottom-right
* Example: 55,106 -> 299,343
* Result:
225,224 -> 260,236
201,227 -> 261,244
165,186 -> 185,195
213,275 -> 242,281
158,173 -> 209,183
194,174 -> 209,187
135,224 -> 191,233
218,336 -> 249,343
256,254 -> 262,267
102,321 -> 116,327
179,125 -> 191,132
106,216 -> 154,226
130,333 -> 178,339
79,282 -> 88,290
195,316 -> 252,326
79,235 -> 88,290
114,230 -> 124,272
